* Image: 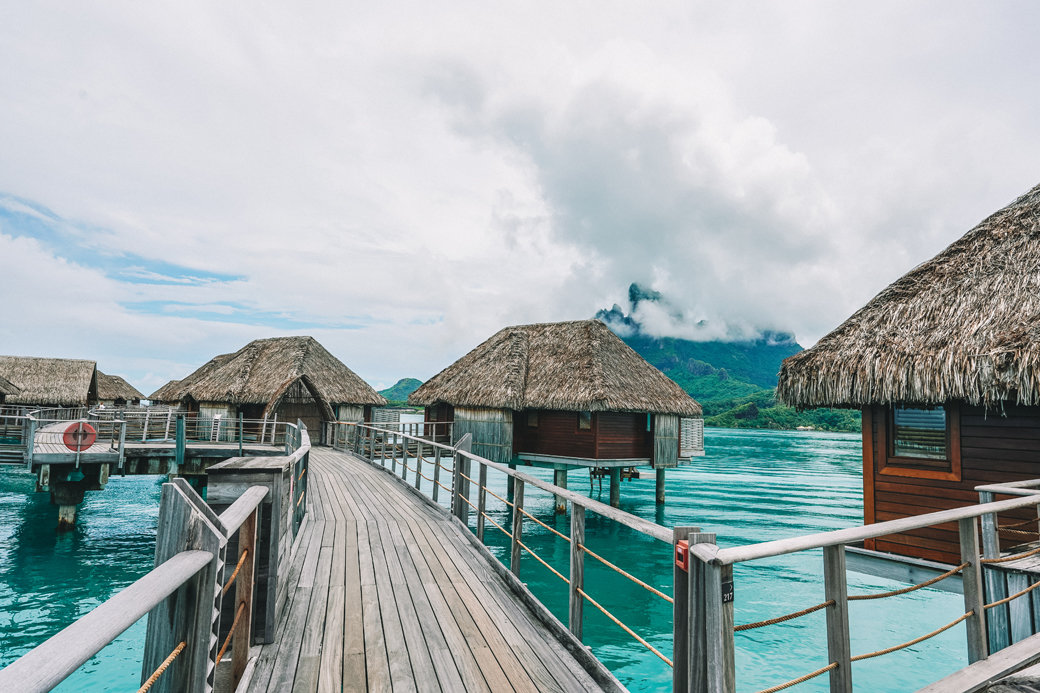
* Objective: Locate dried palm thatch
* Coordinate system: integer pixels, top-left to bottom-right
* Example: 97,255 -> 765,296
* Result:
410,319 -> 702,415
0,356 -> 97,406
778,181 -> 1040,409
154,336 -> 385,410
96,371 -> 145,402
0,375 -> 19,397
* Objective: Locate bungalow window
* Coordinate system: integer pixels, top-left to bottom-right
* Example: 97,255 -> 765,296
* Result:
578,411 -> 592,430
527,411 -> 538,427
891,406 -> 947,460
878,404 -> 961,481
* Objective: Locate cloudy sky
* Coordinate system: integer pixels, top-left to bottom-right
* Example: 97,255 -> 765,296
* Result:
1,2 -> 1038,393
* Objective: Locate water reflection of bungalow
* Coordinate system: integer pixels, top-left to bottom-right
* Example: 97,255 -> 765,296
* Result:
409,319 -> 703,507
778,182 -> 1040,564
95,372 -> 145,407
0,356 -> 97,410
150,336 -> 386,436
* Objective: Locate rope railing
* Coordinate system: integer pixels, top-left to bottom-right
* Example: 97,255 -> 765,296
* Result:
755,662 -> 838,693
981,544 -> 1040,564
221,549 -> 250,596
735,600 -> 834,632
985,579 -> 1040,610
481,511 -> 513,539
483,485 -> 515,508
848,562 -> 967,601
577,587 -> 673,667
137,641 -> 186,693
999,516 -> 1040,530
519,506 -> 571,543
579,542 -> 673,605
214,602 -> 247,666
517,539 -> 569,584
849,610 -> 974,662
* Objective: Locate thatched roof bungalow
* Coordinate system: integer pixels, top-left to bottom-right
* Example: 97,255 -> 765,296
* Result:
410,320 -> 703,475
0,356 -> 97,409
154,336 -> 385,435
778,181 -> 1040,563
96,371 -> 145,407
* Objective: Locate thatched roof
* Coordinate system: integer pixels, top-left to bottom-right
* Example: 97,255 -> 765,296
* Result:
149,379 -> 181,402
155,336 -> 385,410
778,181 -> 1040,409
0,356 -> 97,406
96,371 -> 145,402
0,375 -> 19,397
409,319 -> 702,416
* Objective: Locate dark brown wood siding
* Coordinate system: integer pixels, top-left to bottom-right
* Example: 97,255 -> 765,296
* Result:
512,410 -> 652,460
865,404 -> 1040,564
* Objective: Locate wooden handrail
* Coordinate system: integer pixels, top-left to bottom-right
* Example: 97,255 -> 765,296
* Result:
0,551 -> 212,693
333,422 -> 673,543
219,486 -> 269,534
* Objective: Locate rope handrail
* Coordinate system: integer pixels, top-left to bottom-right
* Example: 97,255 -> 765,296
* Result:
999,516 -> 1040,530
137,641 -> 186,693
982,544 -> 1040,564
221,549 -> 250,596
577,587 -> 672,667
482,485 -> 515,508
435,480 -> 452,493
850,611 -> 973,662
481,511 -> 513,539
999,527 -> 1038,539
735,600 -> 834,632
519,506 -> 571,543
458,494 -> 478,511
517,539 -> 569,584
985,579 -> 1040,610
755,662 -> 838,693
296,490 -> 306,508
848,562 -> 967,601
579,543 -> 673,605
214,602 -> 247,665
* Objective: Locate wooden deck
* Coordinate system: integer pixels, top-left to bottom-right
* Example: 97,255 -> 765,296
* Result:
244,447 -> 618,692
33,422 -> 112,456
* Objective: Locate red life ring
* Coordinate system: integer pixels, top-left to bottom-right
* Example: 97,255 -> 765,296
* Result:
63,422 -> 98,452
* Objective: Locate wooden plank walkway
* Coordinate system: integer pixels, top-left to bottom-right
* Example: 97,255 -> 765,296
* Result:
244,447 -> 618,692
33,421 -> 112,455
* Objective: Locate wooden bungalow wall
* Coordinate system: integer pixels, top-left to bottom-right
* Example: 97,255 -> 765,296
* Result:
272,379 -> 324,434
512,410 -> 653,460
454,406 -> 513,464
864,404 -> 1040,565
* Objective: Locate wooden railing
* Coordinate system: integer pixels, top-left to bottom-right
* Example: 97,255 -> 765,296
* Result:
684,494 -> 1040,693
329,421 -> 681,686
0,420 -> 311,693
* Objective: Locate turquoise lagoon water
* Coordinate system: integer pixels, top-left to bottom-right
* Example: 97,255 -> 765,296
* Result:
0,429 -> 965,691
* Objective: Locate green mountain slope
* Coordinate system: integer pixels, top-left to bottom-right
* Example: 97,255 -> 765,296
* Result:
596,285 -> 859,432
379,378 -> 422,404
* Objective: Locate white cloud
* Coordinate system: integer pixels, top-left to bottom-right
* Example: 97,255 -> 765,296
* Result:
0,1 -> 1038,390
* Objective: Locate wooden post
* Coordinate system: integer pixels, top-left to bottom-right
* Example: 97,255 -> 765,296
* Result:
569,504 -> 585,640
672,526 -> 695,692
476,462 -> 487,542
960,516 -> 989,663
174,414 -> 186,475
238,413 -> 243,457
164,409 -> 173,441
432,447 -> 442,503
705,560 -> 735,693
609,467 -> 621,507
823,545 -> 852,692
511,479 -> 525,576
656,468 -> 666,504
117,420 -> 127,471
453,435 -> 472,524
390,433 -> 398,474
685,532 -> 715,693
553,468 -> 567,514
26,418 -> 36,469
230,508 -> 257,690
142,409 -> 151,442
507,464 -> 516,501
415,441 -> 424,490
142,482 -> 225,693
979,490 -> 1009,652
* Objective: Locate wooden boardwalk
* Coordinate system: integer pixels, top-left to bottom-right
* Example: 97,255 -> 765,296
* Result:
245,447 -> 616,692
33,421 -> 112,456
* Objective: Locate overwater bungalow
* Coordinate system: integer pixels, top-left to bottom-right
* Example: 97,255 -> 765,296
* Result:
0,356 -> 97,411
95,371 -> 145,407
778,181 -> 1040,564
409,319 -> 703,505
150,336 -> 386,435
